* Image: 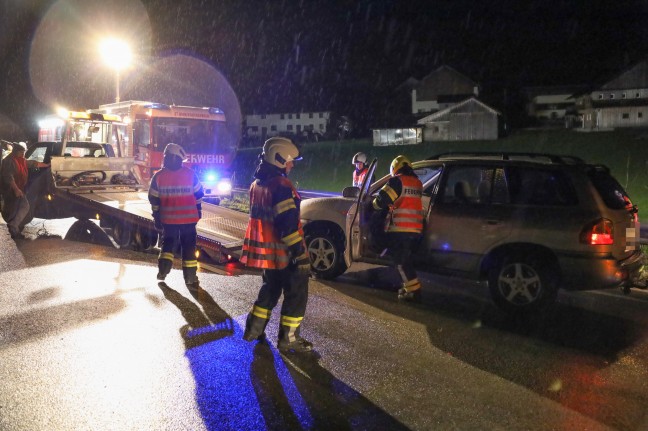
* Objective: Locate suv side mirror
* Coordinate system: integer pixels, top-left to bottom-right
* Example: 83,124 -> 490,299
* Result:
342,186 -> 360,198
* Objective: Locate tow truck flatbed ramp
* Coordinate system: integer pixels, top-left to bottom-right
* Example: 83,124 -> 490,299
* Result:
63,189 -> 248,253
48,156 -> 248,257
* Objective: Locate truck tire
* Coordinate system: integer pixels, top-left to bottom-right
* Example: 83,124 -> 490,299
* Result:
488,253 -> 558,314
305,228 -> 347,280
111,222 -> 132,248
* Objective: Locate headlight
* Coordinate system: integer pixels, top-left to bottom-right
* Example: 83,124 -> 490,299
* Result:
217,180 -> 232,193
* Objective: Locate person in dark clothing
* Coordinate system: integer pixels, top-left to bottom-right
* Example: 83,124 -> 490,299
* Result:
371,155 -> 424,302
0,142 -> 48,239
148,143 -> 204,287
241,137 -> 313,353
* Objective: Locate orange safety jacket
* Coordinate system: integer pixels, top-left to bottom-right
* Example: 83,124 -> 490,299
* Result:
148,167 -> 203,224
353,167 -> 369,187
385,174 -> 424,233
241,175 -> 307,270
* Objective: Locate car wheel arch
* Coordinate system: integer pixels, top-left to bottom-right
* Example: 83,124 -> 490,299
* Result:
480,243 -> 561,280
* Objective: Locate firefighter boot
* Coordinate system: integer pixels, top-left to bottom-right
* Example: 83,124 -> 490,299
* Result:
243,310 -> 269,342
183,265 -> 199,287
397,287 -> 422,303
157,257 -> 173,281
278,316 -> 313,353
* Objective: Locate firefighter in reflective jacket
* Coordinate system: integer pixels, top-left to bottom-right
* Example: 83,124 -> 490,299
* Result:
241,137 -> 313,353
371,155 -> 424,302
148,143 -> 204,287
352,152 -> 369,187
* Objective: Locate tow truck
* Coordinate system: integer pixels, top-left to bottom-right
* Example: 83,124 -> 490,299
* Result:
27,106 -> 248,263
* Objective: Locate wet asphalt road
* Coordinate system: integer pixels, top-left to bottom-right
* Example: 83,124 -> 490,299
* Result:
1,218 -> 648,430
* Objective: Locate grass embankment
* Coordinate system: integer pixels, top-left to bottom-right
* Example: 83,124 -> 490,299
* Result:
230,128 -> 648,212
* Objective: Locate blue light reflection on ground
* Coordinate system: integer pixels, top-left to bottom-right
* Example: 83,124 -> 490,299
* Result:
184,316 -> 314,431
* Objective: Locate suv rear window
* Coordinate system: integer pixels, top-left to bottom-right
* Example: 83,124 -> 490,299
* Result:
588,166 -> 632,210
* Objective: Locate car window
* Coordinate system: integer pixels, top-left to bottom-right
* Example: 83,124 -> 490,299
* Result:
27,146 -> 48,163
505,166 -> 577,206
587,166 -> 632,210
64,142 -> 105,157
414,166 -> 442,196
440,166 -> 495,204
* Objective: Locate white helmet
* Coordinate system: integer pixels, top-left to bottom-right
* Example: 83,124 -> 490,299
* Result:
352,152 -> 367,165
163,143 -> 187,161
13,142 -> 27,152
262,137 -> 301,169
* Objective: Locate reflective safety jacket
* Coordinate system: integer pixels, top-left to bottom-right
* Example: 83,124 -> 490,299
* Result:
241,166 -> 307,270
373,173 -> 424,234
353,167 -> 369,187
148,166 -> 203,224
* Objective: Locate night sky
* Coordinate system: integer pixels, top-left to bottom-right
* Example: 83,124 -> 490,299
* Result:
1,0 -> 648,140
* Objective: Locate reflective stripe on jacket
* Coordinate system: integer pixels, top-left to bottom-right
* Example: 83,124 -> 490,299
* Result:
241,175 -> 306,269
385,174 -> 424,233
353,167 -> 368,187
148,167 -> 203,224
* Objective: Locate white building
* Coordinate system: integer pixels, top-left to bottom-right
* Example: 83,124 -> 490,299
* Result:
245,111 -> 331,139
411,65 -> 479,115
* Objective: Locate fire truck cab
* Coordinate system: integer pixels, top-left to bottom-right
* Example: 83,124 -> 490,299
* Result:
95,101 -> 236,203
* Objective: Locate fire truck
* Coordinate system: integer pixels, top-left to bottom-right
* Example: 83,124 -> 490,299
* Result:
94,101 -> 236,203
27,104 -> 247,263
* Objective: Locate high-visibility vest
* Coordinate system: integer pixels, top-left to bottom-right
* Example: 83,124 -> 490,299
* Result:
385,174 -> 424,233
353,167 -> 369,187
150,167 -> 201,224
241,175 -> 307,269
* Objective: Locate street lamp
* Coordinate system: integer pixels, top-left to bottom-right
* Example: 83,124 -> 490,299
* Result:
99,38 -> 132,103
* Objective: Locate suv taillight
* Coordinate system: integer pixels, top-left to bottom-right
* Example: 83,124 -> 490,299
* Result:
580,218 -> 614,245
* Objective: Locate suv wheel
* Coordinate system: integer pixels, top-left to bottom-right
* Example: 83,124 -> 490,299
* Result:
306,229 -> 347,279
488,253 -> 558,313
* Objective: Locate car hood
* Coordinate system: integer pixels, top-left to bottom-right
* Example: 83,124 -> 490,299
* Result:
301,196 -> 356,222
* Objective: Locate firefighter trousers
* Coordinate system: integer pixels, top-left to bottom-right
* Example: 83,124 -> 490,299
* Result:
245,265 -> 310,342
158,223 -> 198,284
387,233 -> 422,293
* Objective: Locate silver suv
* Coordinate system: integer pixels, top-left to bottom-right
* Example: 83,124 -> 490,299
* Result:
301,152 -> 643,312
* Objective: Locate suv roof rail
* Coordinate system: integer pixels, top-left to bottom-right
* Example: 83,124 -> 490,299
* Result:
427,152 -> 585,165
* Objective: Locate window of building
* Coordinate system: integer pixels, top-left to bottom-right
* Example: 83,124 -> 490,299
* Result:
639,112 -> 643,119
319,113 -> 323,118
251,126 -> 258,132
271,125 -> 277,131
622,113 -> 630,119
598,94 -> 603,99
280,114 -> 285,119
287,124 -> 293,130
610,94 -> 615,99
319,124 -> 324,130
637,93 -> 641,98
261,114 -> 266,119
288,114 -> 293,119
622,93 -> 627,99
309,113 -> 313,119
296,113 -> 300,119
297,125 -> 302,132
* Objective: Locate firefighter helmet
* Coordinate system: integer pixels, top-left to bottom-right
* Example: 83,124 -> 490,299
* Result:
352,152 -> 367,165
13,142 -> 27,153
163,143 -> 187,161
262,137 -> 302,169
390,155 -> 411,176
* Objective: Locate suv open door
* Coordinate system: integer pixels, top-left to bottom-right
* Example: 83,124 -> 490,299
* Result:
344,158 -> 378,266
